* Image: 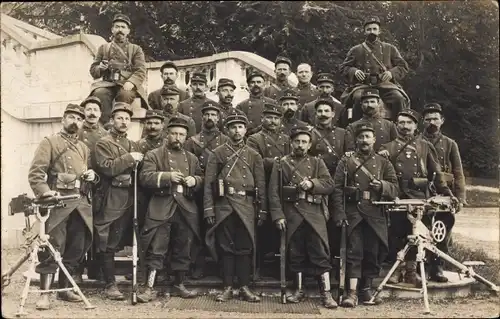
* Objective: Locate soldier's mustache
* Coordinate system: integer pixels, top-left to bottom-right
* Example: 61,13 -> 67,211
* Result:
164,78 -> 174,84
194,88 -> 203,92
68,123 -> 78,131
318,116 -> 329,120
87,114 -> 97,119
120,124 -> 127,128
284,109 -> 295,119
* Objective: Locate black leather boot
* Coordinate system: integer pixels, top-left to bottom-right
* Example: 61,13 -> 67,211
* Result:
286,272 -> 305,303
341,289 -> 358,308
359,277 -> 381,304
36,273 -> 54,310
239,286 -> 261,302
404,261 -> 422,287
57,272 -> 82,302
173,271 -> 198,298
429,258 -> 448,283
216,286 -> 233,302
137,269 -> 157,303
319,272 -> 338,309
101,252 -> 124,300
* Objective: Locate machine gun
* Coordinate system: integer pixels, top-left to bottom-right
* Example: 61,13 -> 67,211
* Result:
364,196 -> 499,314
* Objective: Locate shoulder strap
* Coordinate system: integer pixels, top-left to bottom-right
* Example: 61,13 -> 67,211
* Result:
104,42 -> 112,61
45,137 -> 70,175
349,156 -> 375,181
391,136 -> 418,163
362,42 -> 387,72
127,44 -> 133,65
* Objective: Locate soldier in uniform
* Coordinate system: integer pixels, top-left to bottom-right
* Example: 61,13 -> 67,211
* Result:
294,63 -> 319,107
236,72 -> 277,136
263,56 -> 295,101
378,110 -> 458,285
421,102 -> 465,282
89,14 -> 149,126
28,104 -> 97,309
136,117 -> 203,302
204,113 -> 267,303
339,17 -> 410,123
138,110 -> 166,154
301,73 -> 343,127
148,61 -> 189,109
158,85 -> 196,138
184,101 -> 230,279
278,89 -> 309,135
74,96 -> 109,283
331,123 -> 399,307
268,126 -> 338,308
345,89 -> 397,152
179,72 -> 217,133
216,78 -> 245,131
94,102 -> 144,300
246,103 -> 290,276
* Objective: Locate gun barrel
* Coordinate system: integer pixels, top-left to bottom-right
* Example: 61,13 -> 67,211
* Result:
34,194 -> 80,205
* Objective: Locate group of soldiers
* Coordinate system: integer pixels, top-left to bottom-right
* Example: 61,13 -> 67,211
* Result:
27,13 -> 466,311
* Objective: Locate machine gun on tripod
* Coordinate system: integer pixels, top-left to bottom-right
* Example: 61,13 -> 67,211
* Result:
2,193 -> 96,316
364,196 -> 499,314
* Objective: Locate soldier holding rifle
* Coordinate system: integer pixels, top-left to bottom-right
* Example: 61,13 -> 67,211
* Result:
331,123 -> 399,307
268,126 -> 338,309
28,104 -> 97,309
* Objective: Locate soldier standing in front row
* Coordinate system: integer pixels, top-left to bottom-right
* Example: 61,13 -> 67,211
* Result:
332,123 -> 399,308
204,113 -> 267,303
28,104 -> 97,309
184,101 -> 230,280
137,117 -> 203,302
268,126 -> 338,309
94,102 -> 144,300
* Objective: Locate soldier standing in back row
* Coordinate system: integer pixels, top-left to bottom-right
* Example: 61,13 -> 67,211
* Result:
179,72 -> 217,133
268,126 -> 338,308
94,102 -> 144,300
279,89 -> 309,135
89,14 -> 149,126
294,63 -> 319,108
263,56 -> 295,101
28,104 -> 97,310
148,61 -> 189,109
137,117 -> 203,302
204,113 -> 267,303
332,123 -> 399,308
216,78 -> 245,132
184,101 -> 230,279
158,85 -> 196,138
301,73 -> 343,127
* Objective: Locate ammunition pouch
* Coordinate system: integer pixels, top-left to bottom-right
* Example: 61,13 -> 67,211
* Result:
345,186 -> 360,203
211,179 -> 225,198
283,185 -> 299,202
410,177 -> 429,191
55,173 -> 80,190
111,174 -> 132,187
104,62 -> 132,82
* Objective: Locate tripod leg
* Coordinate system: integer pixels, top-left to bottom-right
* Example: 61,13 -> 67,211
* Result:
45,241 -> 96,310
2,248 -> 31,290
417,242 -> 431,314
365,243 -> 411,305
16,242 -> 40,316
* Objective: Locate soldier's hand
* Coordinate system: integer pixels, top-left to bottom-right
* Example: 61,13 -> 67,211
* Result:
369,179 -> 382,191
275,218 -> 286,231
205,216 -> 215,226
335,219 -> 349,227
123,81 -> 135,91
82,169 -> 96,181
355,70 -> 366,82
170,171 -> 185,183
299,180 -> 313,191
41,190 -> 60,198
183,176 -> 196,188
130,152 -> 144,162
380,71 -> 393,82
345,151 -> 354,157
98,60 -> 109,70
378,150 -> 390,158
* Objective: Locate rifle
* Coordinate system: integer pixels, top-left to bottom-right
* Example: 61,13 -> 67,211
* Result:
278,159 -> 287,304
372,196 -> 457,214
131,162 -> 139,305
338,158 -> 348,304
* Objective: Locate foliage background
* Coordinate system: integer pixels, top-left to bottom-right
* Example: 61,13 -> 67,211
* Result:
2,1 -> 499,179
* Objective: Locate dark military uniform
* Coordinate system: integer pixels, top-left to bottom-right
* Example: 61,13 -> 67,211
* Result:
339,18 -> 410,122
148,88 -> 189,110
29,106 -> 93,276
179,72 -> 217,133
294,82 -> 319,108
236,94 -> 277,136
263,56 -> 295,101
89,14 -> 149,125
278,89 -> 310,135
281,117 -> 309,136
204,114 -> 267,294
345,117 -> 397,152
309,120 -> 347,176
216,78 -> 245,132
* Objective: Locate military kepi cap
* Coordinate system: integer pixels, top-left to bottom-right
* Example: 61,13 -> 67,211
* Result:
355,123 -> 375,136
279,89 -> 299,101
225,113 -> 249,127
361,88 -> 380,100
145,110 -> 164,121
64,103 -> 85,118
263,103 -> 282,116
422,103 -> 443,115
247,71 -> 265,83
217,78 -> 236,90
317,73 -> 335,84
275,56 -> 292,68
80,96 -> 102,109
314,98 -> 336,110
161,85 -> 180,96
364,16 -> 381,28
191,72 -> 207,84
398,109 -> 420,123
167,117 -> 189,130
113,14 -> 131,27
111,102 -> 133,117
290,126 -> 312,139
201,101 -> 220,114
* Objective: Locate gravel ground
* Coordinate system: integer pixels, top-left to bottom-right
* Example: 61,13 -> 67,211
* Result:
2,248 -> 499,318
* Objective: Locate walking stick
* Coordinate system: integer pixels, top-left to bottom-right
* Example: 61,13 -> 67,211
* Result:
278,158 -> 287,304
131,162 -> 139,305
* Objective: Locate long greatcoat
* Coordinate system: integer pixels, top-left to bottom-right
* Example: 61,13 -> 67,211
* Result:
89,40 -> 149,108
236,95 -> 278,135
203,142 -> 267,263
28,132 -> 93,248
148,87 -> 190,110
246,128 -> 290,177
268,155 -> 334,254
138,145 -> 204,250
331,152 -> 399,249
179,96 -> 218,133
345,117 -> 397,152
184,128 -> 230,172
94,131 -> 139,251
309,124 -> 347,176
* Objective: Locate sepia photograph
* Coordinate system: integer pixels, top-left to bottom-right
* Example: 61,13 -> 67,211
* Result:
1,1 -> 499,318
